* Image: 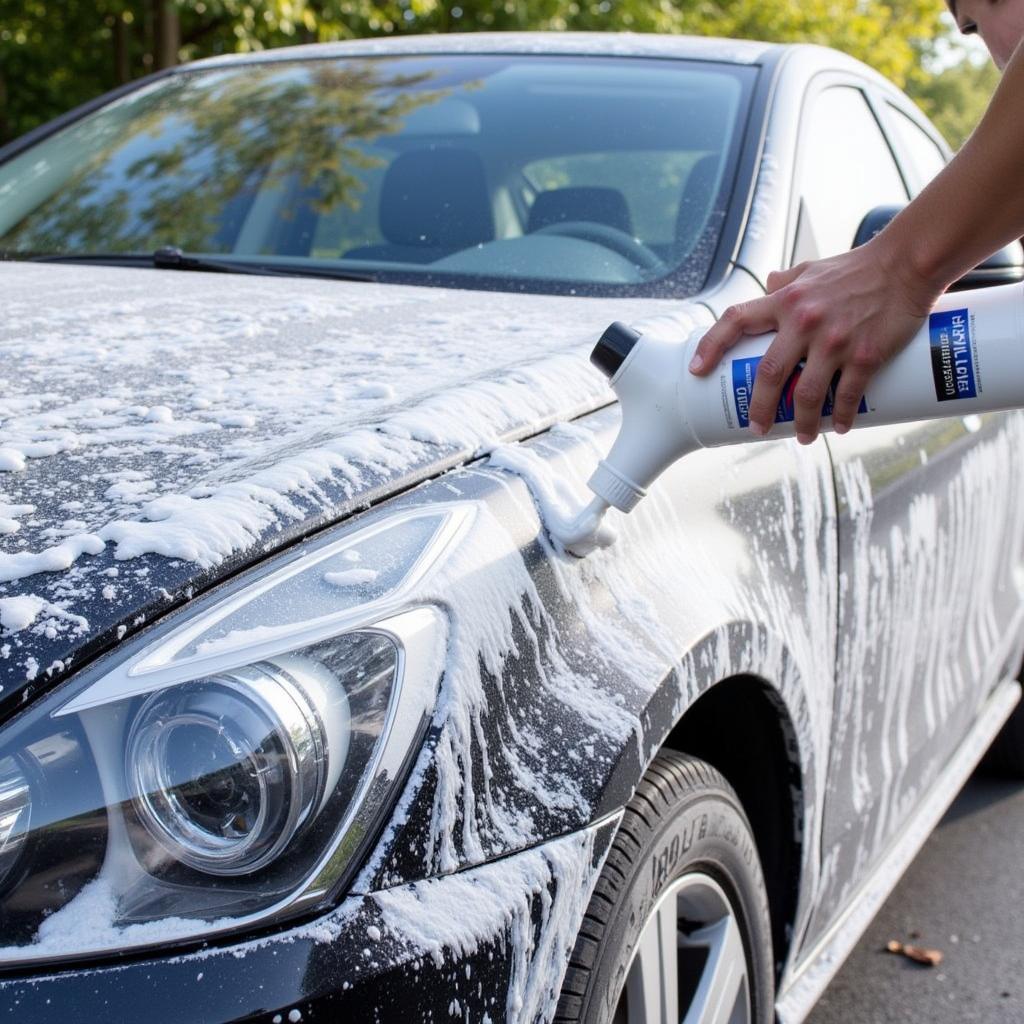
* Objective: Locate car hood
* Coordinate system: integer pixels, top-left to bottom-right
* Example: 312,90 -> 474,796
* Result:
0,262 -> 705,702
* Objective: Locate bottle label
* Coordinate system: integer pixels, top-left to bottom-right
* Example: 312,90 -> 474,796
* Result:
731,357 -> 866,428
929,307 -> 976,401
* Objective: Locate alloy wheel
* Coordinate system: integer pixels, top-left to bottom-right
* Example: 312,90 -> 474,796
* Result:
613,872 -> 751,1024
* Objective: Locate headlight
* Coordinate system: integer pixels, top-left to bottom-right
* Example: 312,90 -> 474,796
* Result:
0,504 -> 471,966
0,756 -> 31,890
127,653 -> 351,876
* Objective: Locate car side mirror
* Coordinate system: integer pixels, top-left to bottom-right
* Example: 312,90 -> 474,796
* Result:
853,204 -> 1024,291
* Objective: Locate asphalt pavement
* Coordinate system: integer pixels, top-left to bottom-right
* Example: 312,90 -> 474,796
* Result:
806,767 -> 1024,1024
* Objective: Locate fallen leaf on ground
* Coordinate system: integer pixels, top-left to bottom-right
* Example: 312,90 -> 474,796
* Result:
885,939 -> 943,966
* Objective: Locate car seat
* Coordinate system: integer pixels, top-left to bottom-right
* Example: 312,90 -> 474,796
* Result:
526,186 -> 633,236
344,146 -> 495,264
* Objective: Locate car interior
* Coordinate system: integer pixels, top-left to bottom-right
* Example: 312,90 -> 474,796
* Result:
0,56 -> 750,289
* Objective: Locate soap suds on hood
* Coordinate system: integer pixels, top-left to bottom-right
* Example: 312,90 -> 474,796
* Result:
0,593 -> 90,638
0,533 -> 105,585
0,595 -> 47,632
0,449 -> 26,473
0,261 -> 690,686
0,500 -> 34,536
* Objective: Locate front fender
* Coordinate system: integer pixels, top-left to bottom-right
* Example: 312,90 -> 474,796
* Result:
355,403 -> 836,956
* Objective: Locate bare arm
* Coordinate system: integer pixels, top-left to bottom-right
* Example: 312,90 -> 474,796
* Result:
690,37 -> 1024,442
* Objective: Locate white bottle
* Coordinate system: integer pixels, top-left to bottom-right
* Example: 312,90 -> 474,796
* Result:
585,280 -> 1024,516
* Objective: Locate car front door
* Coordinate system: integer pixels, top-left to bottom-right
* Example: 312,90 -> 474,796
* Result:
792,79 -> 1024,945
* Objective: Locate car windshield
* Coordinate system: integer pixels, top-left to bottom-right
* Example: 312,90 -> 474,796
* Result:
0,54 -> 753,297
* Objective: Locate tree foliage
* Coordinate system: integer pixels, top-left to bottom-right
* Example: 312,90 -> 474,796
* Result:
0,0 -> 996,147
909,55 -> 1000,148
1,62 -> 443,254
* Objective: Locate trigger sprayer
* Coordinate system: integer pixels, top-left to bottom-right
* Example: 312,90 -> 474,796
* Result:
562,280 -> 1024,554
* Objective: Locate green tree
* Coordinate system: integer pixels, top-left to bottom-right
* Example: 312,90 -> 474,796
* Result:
0,0 -> 997,146
0,60 -> 443,253
908,55 -> 1000,148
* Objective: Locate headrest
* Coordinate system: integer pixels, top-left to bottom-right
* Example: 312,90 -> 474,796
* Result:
527,187 -> 633,235
379,147 -> 495,249
675,153 -> 722,250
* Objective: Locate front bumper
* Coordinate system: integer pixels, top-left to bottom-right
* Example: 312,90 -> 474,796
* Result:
0,819 -> 616,1023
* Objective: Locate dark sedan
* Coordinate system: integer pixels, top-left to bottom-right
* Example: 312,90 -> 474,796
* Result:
2,31 -> 1024,1024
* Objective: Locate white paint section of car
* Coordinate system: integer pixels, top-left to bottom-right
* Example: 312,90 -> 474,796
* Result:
187,31 -> 774,72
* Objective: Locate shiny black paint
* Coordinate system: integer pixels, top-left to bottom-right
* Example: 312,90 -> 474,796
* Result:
0,824 -> 615,1023
0,445 -> 467,725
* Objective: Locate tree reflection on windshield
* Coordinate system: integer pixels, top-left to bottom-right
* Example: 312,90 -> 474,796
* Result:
0,61 -> 445,256
0,55 -> 752,297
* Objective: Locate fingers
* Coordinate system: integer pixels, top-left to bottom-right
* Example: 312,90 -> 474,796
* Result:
694,267 -> 884,441
689,293 -> 782,376
745,336 -> 805,437
765,262 -> 809,294
829,367 -> 871,434
791,358 -> 844,442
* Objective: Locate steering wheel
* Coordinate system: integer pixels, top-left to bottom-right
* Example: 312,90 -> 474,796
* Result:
532,221 -> 665,272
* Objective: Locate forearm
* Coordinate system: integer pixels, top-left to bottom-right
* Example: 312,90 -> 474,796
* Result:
690,37 -> 1024,442
877,37 -> 1024,294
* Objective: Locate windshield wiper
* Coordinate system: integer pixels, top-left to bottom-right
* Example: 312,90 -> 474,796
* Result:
24,247 -> 377,282
27,247 -> 278,275
153,246 -> 286,275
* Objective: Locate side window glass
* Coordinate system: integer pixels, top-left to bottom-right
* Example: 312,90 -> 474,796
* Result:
886,104 -> 947,194
796,86 -> 908,261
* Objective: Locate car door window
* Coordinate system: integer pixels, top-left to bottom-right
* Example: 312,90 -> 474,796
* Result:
793,85 -> 908,261
886,103 -> 947,194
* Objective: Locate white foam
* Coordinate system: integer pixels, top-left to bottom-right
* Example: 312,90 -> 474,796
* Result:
0,448 -> 26,472
0,534 -> 105,585
487,443 -> 615,557
0,595 -> 47,632
324,568 -> 379,587
374,825 -> 602,1022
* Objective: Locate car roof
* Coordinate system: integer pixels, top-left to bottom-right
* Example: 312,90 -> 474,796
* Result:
187,31 -> 780,70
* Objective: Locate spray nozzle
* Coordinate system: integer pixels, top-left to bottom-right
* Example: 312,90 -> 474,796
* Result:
587,318 -> 704,517
591,321 -> 642,380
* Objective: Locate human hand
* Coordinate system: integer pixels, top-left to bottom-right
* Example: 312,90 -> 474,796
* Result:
688,236 -> 941,441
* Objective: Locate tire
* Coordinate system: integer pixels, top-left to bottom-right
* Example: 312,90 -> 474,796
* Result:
983,696 -> 1024,777
557,751 -> 774,1024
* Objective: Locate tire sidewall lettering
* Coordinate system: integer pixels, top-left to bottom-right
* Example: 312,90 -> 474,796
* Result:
557,755 -> 774,1024
602,800 -> 762,1017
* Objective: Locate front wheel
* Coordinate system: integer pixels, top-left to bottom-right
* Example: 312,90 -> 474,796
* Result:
557,751 -> 774,1024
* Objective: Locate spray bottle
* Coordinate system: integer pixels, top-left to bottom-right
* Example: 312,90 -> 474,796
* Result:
559,280 -> 1024,555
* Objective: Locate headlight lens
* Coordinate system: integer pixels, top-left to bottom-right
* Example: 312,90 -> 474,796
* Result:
127,652 -> 351,876
0,756 -> 31,890
0,504 -> 469,966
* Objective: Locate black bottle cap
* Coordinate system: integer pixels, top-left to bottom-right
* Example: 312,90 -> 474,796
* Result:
590,321 -> 641,379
